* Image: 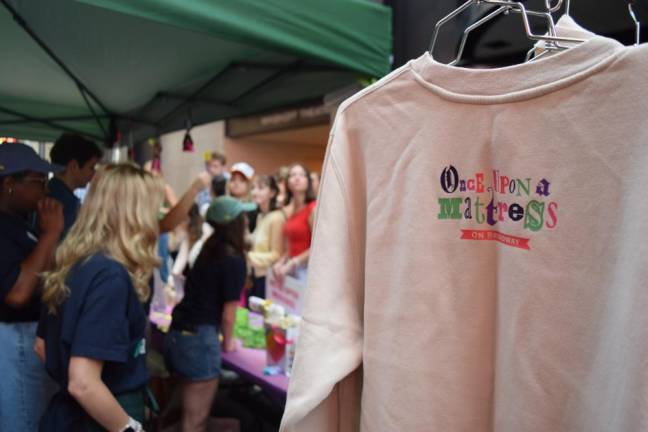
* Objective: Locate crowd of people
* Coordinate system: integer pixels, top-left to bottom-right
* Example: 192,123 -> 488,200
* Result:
0,136 -> 319,432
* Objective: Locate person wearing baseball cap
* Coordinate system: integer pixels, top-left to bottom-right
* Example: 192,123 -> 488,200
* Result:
228,162 -> 258,232
0,142 -> 63,431
230,162 -> 254,181
228,162 -> 255,200
165,195 -> 255,431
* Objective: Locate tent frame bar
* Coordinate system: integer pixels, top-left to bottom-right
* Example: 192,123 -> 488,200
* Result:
231,61 -> 347,73
1,0 -> 112,141
156,92 -> 233,108
0,2 -> 375,143
230,61 -> 302,104
155,64 -> 236,127
153,60 -> 317,127
0,115 -> 105,125
77,83 -> 108,138
0,105 -> 104,140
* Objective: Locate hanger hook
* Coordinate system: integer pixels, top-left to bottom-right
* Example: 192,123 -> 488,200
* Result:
628,1 -> 641,46
428,0 -> 474,56
565,0 -> 571,16
545,0 -> 563,13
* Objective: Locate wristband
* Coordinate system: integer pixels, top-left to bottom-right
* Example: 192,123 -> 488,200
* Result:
120,417 -> 143,432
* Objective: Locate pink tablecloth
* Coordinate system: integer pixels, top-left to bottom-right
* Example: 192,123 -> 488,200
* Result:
221,340 -> 289,402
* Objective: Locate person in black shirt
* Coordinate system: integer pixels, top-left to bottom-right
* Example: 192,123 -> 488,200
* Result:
0,142 -> 63,431
40,164 -> 161,432
165,196 -> 253,432
48,133 -> 103,239
211,174 -> 227,199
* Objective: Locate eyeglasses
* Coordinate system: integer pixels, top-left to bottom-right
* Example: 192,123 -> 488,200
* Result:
19,177 -> 48,188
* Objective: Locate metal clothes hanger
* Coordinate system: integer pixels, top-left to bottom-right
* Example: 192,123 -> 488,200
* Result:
525,0 -> 566,62
429,0 -> 586,65
450,5 -> 510,66
628,0 -> 641,46
525,28 -> 559,62
452,5 -> 562,65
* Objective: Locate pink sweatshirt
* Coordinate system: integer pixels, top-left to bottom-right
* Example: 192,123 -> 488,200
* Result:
281,18 -> 648,432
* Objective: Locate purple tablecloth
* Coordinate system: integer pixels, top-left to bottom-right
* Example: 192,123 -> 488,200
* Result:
221,340 -> 289,402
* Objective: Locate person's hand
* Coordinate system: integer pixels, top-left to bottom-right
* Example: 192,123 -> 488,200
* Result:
163,283 -> 177,307
272,262 -> 286,283
193,171 -> 212,191
33,337 -> 46,363
286,258 -> 298,273
171,272 -> 185,282
38,198 -> 64,237
222,339 -> 236,353
276,259 -> 297,279
272,261 -> 281,275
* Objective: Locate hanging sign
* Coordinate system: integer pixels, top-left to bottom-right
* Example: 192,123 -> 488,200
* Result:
266,271 -> 306,316
226,101 -> 330,137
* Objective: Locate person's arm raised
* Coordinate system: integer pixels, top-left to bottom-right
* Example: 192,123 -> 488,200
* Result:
159,172 -> 211,234
4,198 -> 63,307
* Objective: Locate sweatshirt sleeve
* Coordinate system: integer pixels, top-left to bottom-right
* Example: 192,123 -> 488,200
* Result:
280,112 -> 365,432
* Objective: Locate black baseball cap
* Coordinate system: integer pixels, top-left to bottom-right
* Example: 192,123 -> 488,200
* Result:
0,142 -> 62,176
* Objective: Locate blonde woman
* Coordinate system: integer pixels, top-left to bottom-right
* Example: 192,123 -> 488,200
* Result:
39,164 -> 162,432
248,175 -> 285,300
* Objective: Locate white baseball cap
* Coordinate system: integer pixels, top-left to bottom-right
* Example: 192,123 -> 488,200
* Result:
230,162 -> 255,181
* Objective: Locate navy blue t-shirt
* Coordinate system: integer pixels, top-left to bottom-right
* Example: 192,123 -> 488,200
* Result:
171,254 -> 246,329
40,254 -> 148,431
0,211 -> 41,322
47,176 -> 80,239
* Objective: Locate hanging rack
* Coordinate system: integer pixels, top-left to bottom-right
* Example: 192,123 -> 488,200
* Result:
429,0 -> 585,65
628,0 -> 641,46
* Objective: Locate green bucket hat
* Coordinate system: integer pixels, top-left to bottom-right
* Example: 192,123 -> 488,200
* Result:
206,196 -> 257,225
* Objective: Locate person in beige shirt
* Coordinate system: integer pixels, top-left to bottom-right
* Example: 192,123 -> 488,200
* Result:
248,174 -> 285,301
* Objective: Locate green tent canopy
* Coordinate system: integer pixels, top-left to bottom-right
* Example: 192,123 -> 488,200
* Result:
0,0 -> 391,142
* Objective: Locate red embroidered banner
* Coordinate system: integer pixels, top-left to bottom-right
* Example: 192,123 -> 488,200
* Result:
460,229 -> 531,250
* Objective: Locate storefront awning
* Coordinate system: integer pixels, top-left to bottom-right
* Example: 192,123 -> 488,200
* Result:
0,0 -> 391,142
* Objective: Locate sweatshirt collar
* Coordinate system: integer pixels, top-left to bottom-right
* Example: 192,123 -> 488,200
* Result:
410,22 -> 624,104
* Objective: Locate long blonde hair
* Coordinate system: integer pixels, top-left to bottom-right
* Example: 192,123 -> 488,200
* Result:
43,163 -> 163,314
